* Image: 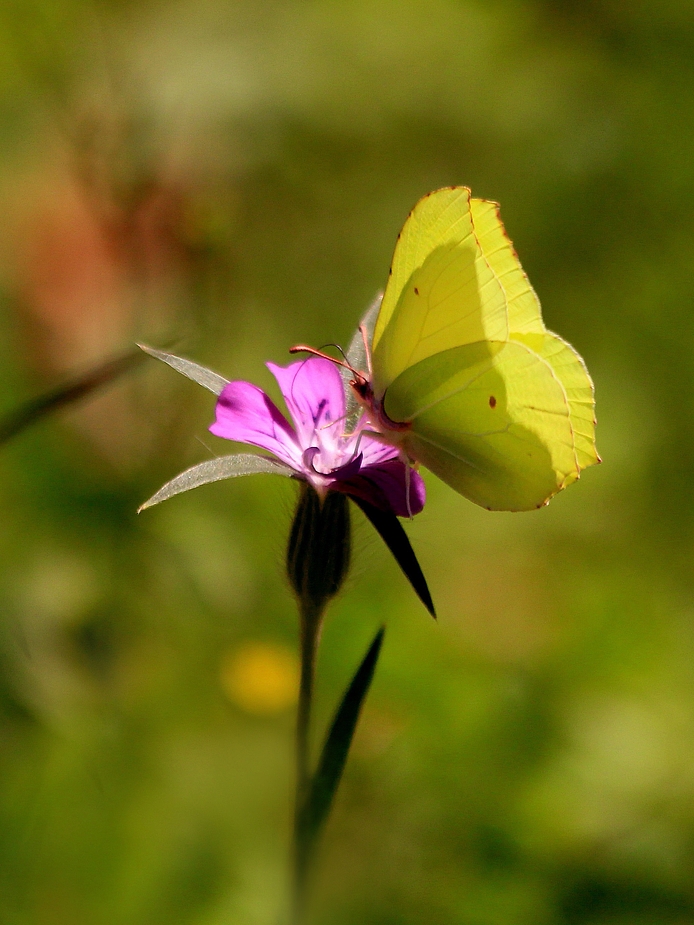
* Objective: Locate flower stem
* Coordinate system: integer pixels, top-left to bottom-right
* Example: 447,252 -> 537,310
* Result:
291,601 -> 322,925
285,486 -> 351,924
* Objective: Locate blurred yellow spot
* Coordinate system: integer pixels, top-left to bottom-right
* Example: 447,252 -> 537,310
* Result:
221,642 -> 299,715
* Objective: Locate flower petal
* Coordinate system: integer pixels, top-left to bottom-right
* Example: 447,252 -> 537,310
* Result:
359,433 -> 400,466
302,446 -> 364,481
210,381 -> 300,469
339,460 -> 425,518
268,358 -> 346,449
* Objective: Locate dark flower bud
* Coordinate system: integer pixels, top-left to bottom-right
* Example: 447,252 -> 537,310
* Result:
287,485 -> 351,617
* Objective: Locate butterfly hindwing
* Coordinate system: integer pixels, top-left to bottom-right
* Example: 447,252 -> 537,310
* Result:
384,339 -> 580,511
513,331 -> 599,471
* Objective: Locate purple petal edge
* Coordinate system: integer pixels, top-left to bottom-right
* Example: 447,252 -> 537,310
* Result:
338,460 -> 425,518
267,358 -> 347,449
210,380 -> 301,470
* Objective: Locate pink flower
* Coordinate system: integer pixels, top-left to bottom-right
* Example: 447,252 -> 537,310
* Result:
211,357 -> 425,518
138,347 -> 425,519
139,342 -> 434,615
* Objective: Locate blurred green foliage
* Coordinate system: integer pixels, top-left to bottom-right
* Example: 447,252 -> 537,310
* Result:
1,1 -> 694,922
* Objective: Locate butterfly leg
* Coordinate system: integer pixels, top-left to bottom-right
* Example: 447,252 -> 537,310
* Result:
404,457 -> 413,519
400,449 -> 420,521
351,429 -> 365,461
359,325 -> 374,378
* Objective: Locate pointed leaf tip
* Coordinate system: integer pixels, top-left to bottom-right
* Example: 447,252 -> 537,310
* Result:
350,497 -> 436,617
139,344 -> 230,395
300,626 -> 385,847
139,454 -> 294,510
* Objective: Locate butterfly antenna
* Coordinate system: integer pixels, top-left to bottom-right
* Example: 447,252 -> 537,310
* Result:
359,325 -> 373,377
286,346 -> 356,425
289,344 -> 354,373
325,342 -> 351,365
322,342 -> 365,382
195,435 -> 220,458
287,354 -> 327,422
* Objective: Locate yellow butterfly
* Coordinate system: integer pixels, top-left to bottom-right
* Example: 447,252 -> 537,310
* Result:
297,187 -> 599,511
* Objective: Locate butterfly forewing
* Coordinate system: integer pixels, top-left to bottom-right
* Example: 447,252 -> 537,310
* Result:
470,199 -> 545,336
372,188 -> 508,394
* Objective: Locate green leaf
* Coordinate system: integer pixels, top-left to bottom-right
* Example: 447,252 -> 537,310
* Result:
350,496 -> 436,617
0,348 -> 145,446
138,454 -> 294,511
299,626 -> 385,852
138,344 -> 229,395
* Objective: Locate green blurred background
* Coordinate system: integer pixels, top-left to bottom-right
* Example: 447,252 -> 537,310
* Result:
1,1 -> 694,922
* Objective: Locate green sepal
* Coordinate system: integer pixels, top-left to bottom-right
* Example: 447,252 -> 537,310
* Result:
350,496 -> 435,617
287,485 -> 351,615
